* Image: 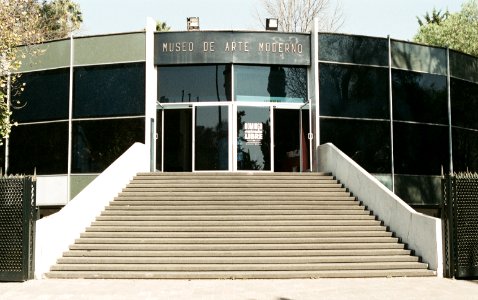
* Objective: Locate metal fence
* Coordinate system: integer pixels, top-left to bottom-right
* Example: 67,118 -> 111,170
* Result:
442,173 -> 478,279
0,176 -> 36,282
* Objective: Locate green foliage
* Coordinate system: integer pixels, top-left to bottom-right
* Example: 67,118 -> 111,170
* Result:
39,0 -> 83,39
417,8 -> 449,26
156,20 -> 171,32
414,0 -> 478,57
0,0 -> 82,143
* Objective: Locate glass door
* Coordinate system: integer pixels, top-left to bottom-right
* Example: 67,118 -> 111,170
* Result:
194,104 -> 230,171
161,106 -> 193,172
235,105 -> 272,171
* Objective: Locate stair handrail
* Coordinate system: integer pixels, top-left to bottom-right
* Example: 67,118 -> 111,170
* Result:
34,142 -> 150,278
317,143 -> 443,276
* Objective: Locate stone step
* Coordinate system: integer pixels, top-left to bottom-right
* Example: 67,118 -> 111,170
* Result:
104,205 -> 366,211
45,268 -> 436,279
85,225 -> 388,232
90,219 -> 382,226
101,209 -> 369,215
74,236 -> 398,245
114,195 -> 357,200
69,243 -> 405,251
62,248 -> 413,257
120,188 -> 348,193
56,255 -> 419,265
128,179 -> 340,185
50,261 -> 429,272
108,200 -> 360,207
80,231 -> 393,238
46,172 -> 433,279
96,215 -> 375,221
134,172 -> 333,178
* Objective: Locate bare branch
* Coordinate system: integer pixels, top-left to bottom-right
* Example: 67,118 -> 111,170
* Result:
256,0 -> 344,32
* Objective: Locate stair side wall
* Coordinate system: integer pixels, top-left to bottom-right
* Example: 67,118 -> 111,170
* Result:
34,143 -> 150,279
317,143 -> 443,276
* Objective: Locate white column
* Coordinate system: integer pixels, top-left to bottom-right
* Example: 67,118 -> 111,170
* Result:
145,17 -> 157,171
309,18 -> 320,172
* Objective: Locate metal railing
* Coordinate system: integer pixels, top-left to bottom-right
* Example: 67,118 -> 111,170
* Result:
442,173 -> 478,279
0,176 -> 36,282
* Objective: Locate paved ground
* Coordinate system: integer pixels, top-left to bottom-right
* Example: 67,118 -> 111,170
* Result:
0,278 -> 478,300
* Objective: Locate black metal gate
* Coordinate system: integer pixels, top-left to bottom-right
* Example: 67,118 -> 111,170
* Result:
442,173 -> 478,279
0,176 -> 36,282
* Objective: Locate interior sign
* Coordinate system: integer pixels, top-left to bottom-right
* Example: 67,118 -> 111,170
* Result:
244,122 -> 263,145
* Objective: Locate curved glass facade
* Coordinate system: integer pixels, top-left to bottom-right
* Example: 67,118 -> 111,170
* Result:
6,30 -> 478,208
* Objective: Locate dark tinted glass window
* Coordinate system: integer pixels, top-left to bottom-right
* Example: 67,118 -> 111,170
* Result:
392,70 -> 447,124
320,118 -> 391,173
319,64 -> 389,119
450,50 -> 478,83
393,122 -> 449,175
234,65 -> 307,103
74,63 -> 145,118
158,65 -> 231,103
72,118 -> 145,173
9,122 -> 68,174
451,78 -> 478,130
319,33 -> 388,66
453,127 -> 478,173
195,106 -> 229,171
12,69 -> 69,122
391,41 -> 447,74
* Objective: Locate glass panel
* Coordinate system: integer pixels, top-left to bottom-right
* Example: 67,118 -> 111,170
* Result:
391,40 -> 447,75
453,127 -> 478,173
163,109 -> 192,171
393,122 -> 449,175
12,68 -> 69,122
158,65 -> 231,103
73,63 -> 145,118
320,118 -> 391,173
394,175 -> 442,206
392,69 -> 447,124
234,65 -> 307,103
319,64 -> 389,119
195,106 -> 229,171
9,122 -> 68,175
18,39 -> 70,72
451,78 -> 478,130
72,118 -> 145,173
318,33 -> 388,66
301,107 -> 311,172
450,50 -> 478,84
74,32 -> 146,66
274,109 -> 300,172
237,106 -> 271,171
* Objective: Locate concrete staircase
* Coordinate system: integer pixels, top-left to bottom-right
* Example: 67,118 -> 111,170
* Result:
46,172 -> 436,279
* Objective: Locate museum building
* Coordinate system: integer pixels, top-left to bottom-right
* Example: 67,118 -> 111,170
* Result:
6,20 -> 478,216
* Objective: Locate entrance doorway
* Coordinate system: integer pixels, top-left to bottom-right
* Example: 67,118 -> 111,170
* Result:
156,103 -> 310,172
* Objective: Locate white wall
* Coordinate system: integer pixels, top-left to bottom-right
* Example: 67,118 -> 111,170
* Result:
317,143 -> 443,275
36,176 -> 68,206
34,142 -> 149,278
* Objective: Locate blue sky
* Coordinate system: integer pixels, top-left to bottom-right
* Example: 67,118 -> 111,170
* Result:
74,0 -> 465,40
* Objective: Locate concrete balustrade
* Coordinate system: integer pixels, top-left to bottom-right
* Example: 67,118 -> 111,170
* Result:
317,143 -> 443,276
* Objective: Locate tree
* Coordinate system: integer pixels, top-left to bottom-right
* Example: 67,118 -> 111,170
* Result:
0,0 -> 44,140
417,8 -> 449,26
414,0 -> 478,57
39,0 -> 83,40
256,0 -> 344,32
156,20 -> 171,32
0,0 -> 82,142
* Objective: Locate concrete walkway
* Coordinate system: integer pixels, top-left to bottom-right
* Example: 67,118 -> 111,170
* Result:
1,278 -> 478,300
